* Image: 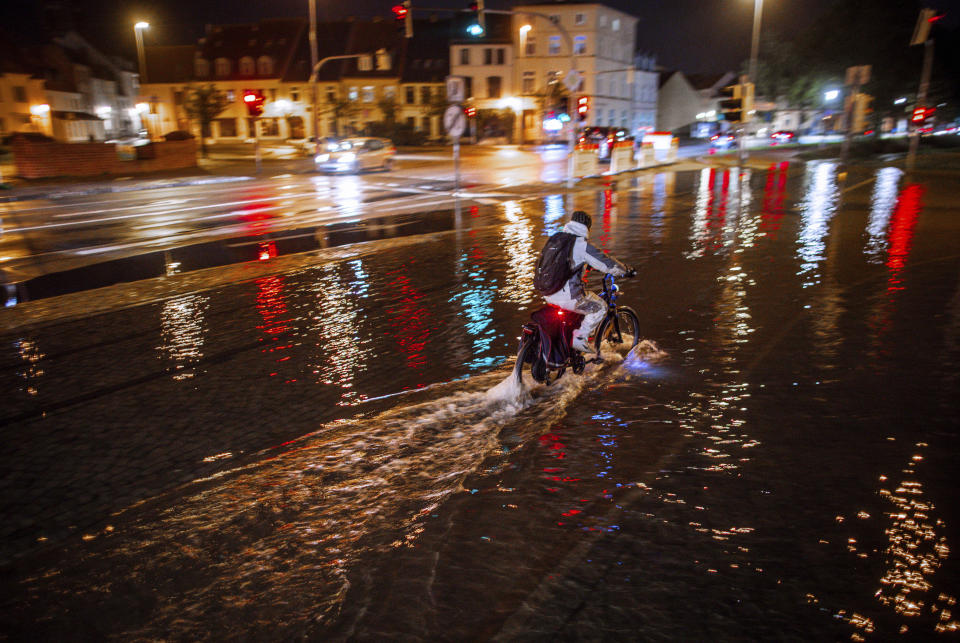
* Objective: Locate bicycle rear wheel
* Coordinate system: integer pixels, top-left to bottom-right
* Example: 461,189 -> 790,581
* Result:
595,306 -> 640,355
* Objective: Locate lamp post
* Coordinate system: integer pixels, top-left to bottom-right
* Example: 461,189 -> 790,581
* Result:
134,22 -> 149,83
747,0 -> 763,93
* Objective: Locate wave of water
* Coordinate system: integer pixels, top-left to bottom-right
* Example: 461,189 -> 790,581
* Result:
11,340 -> 667,639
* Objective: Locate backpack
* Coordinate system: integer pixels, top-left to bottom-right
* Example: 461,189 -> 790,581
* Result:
533,232 -> 577,296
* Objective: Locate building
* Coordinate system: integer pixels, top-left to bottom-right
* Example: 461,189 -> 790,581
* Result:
512,3 -> 639,142
1,32 -> 141,142
139,17 -> 450,143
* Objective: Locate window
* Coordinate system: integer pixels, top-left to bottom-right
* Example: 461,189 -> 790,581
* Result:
326,87 -> 336,103
291,87 -> 299,102
173,90 -> 184,105
195,58 -> 210,77
405,86 -> 415,104
384,85 -> 396,100
484,48 -> 492,65
525,37 -> 536,56
348,86 -> 358,101
239,57 -> 255,75
257,56 -> 273,75
406,116 -> 415,127
13,86 -> 27,103
522,71 -> 535,94
217,118 -> 237,137
487,76 -> 502,99
548,36 -> 561,56
269,88 -> 277,101
574,36 -> 586,55
215,58 -> 231,77
464,76 -> 473,98
496,48 -> 505,65
420,86 -> 431,104
549,14 -> 560,24
261,118 -> 279,137
362,86 -> 375,103
575,13 -> 586,25
612,18 -> 621,31
358,55 -> 372,71
226,90 -> 235,102
459,48 -> 470,65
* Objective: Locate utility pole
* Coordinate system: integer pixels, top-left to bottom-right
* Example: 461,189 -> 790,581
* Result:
907,8 -> 941,172
309,0 -> 319,152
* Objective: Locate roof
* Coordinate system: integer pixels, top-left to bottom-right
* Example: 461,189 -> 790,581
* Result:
143,45 -> 197,84
687,72 -> 736,92
197,18 -> 307,81
398,18 -> 452,83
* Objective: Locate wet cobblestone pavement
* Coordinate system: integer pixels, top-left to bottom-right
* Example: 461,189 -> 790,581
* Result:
2,161 -> 960,640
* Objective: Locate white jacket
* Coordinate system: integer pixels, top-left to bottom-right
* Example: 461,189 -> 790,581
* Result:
559,220 -> 627,299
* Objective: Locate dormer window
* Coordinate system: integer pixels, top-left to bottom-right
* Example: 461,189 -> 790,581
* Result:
257,56 -> 273,75
215,57 -> 231,77
195,57 -> 210,78
239,56 -> 255,75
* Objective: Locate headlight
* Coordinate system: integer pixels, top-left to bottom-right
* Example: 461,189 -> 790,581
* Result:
315,153 -> 330,162
338,152 -> 356,163
327,143 -> 338,151
340,142 -> 352,150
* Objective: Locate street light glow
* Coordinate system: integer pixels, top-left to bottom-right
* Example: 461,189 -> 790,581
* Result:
520,24 -> 531,34
134,22 -> 149,30
894,97 -> 907,105
824,90 -> 839,101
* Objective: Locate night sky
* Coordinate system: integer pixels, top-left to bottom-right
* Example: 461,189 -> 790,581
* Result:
1,0 -> 955,74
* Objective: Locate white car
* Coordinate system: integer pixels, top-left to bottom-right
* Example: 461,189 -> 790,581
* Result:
314,137 -> 396,173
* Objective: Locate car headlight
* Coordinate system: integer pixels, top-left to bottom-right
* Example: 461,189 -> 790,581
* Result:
315,153 -> 330,162
338,152 -> 356,163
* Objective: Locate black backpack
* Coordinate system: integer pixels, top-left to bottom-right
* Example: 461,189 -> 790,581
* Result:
533,231 -> 577,296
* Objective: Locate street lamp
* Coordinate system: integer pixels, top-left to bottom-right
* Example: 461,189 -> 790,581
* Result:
824,89 -> 839,102
134,22 -> 149,83
748,0 -> 763,90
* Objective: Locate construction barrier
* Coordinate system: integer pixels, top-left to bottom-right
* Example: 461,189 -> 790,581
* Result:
608,140 -> 635,174
638,142 -> 656,168
572,142 -> 599,178
667,137 -> 679,162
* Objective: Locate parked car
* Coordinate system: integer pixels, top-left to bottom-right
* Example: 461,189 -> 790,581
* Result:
314,137 -> 396,173
770,130 -> 795,143
710,133 -> 735,149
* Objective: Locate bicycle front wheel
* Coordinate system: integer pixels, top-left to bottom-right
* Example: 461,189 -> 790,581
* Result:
595,306 -> 640,354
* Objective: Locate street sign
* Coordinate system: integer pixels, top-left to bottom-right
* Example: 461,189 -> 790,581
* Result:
563,70 -> 582,93
444,104 -> 467,138
446,76 -> 466,104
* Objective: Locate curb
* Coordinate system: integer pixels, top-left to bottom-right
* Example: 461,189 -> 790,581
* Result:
0,175 -> 254,203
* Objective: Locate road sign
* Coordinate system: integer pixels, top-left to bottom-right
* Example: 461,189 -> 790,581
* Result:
845,65 -> 871,87
446,76 -> 466,104
563,70 -> 582,93
444,104 -> 466,138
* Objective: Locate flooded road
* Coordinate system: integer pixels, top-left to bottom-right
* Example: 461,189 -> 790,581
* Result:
2,160 -> 960,639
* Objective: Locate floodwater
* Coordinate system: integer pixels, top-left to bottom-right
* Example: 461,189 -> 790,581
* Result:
2,161 -> 960,640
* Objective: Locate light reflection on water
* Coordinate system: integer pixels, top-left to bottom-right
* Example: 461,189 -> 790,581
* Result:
796,161 -> 840,287
865,167 -> 904,262
158,293 -> 208,381
499,201 -> 537,309
873,444 -> 959,634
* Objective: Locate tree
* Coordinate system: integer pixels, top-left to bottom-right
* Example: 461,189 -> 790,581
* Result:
377,95 -> 399,126
319,93 -> 359,137
181,84 -> 228,157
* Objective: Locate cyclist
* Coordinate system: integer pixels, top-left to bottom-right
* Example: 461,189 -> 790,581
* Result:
533,211 -> 631,354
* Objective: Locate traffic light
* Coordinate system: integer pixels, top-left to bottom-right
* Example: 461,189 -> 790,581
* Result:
465,106 -> 476,118
243,89 -> 265,117
466,0 -> 485,36
392,1 -> 413,38
911,106 -> 935,124
576,96 -> 589,122
718,83 -> 752,124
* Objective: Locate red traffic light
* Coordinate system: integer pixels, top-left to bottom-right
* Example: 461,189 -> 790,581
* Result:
392,4 -> 408,19
912,106 -> 935,123
243,90 -> 265,117
465,106 -> 476,117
